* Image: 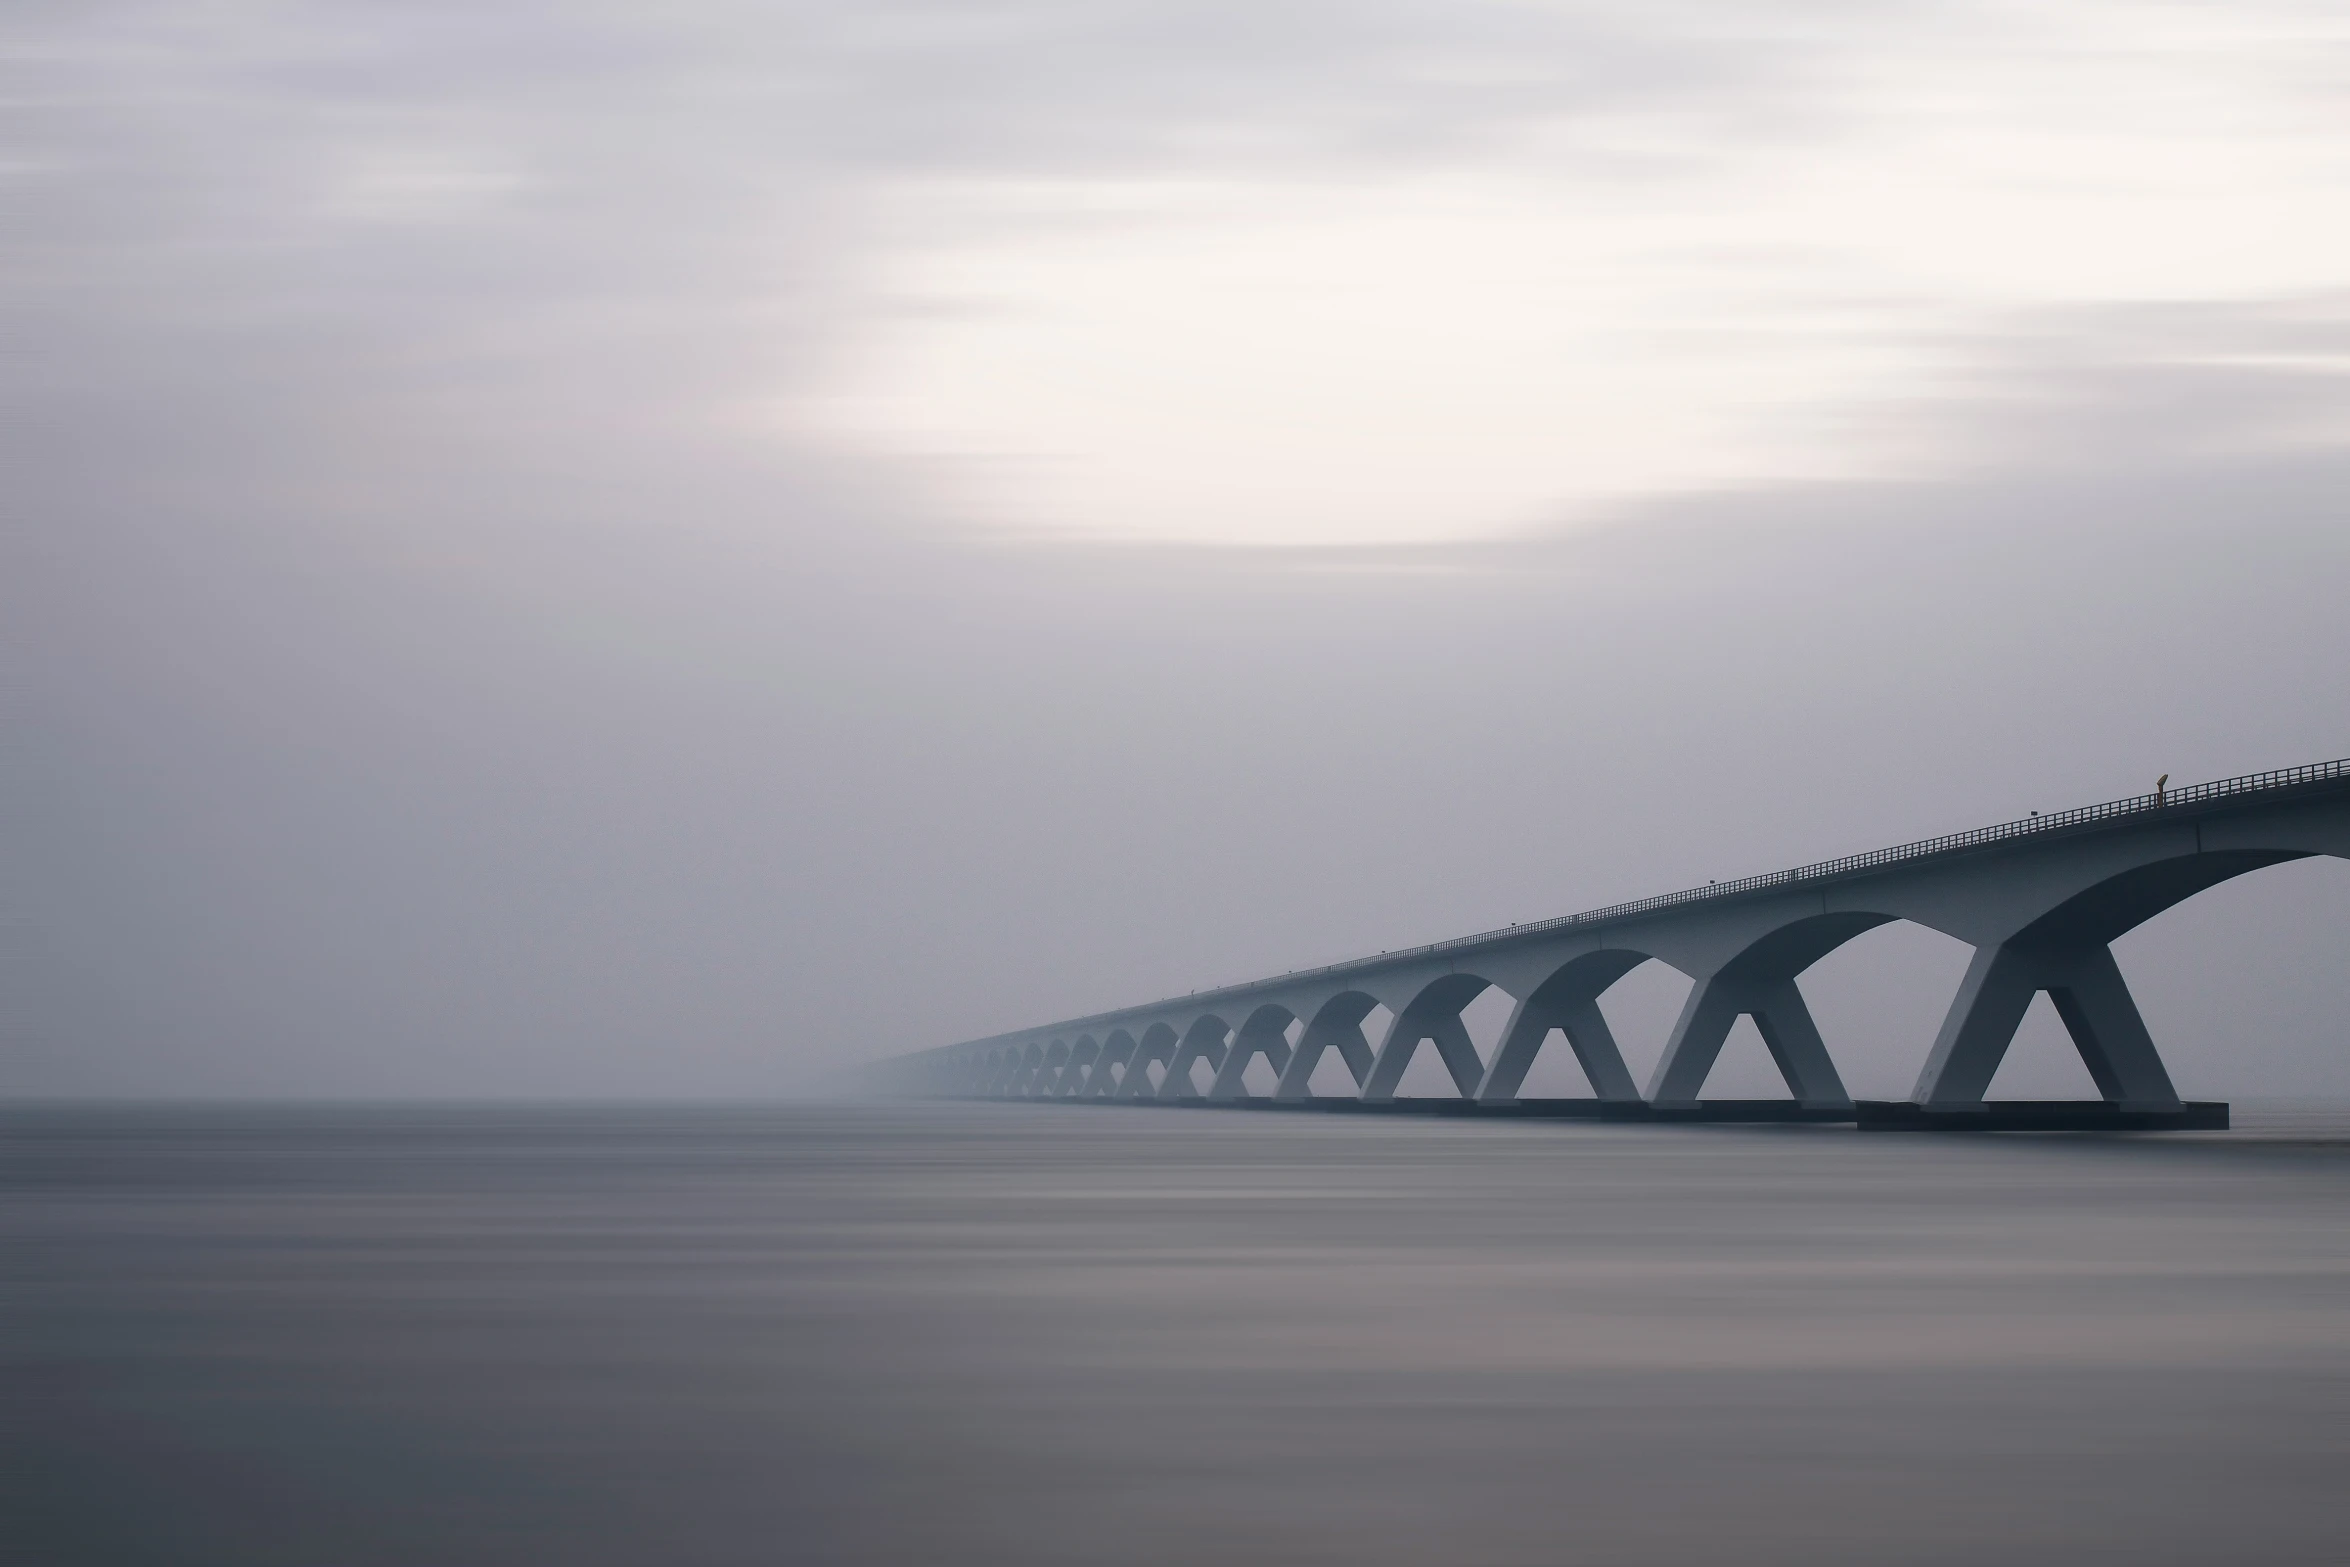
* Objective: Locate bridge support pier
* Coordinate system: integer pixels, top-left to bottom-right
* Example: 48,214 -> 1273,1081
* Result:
1475,957 -> 1646,1105
1053,1038 -> 1099,1097
1273,1017 -> 1376,1099
1209,1015 -> 1295,1099
1032,1040 -> 1071,1097
1647,975 -> 1852,1110
1361,1012 -> 1485,1103
1005,1043 -> 1044,1097
1120,1028 -> 1177,1099
1084,1035 -> 1133,1098
1912,941 -> 2181,1110
1158,1019 -> 1231,1101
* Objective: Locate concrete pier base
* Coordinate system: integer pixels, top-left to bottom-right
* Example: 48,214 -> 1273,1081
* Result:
1856,1099 -> 2228,1132
957,1096 -> 1856,1124
1642,1100 -> 1856,1124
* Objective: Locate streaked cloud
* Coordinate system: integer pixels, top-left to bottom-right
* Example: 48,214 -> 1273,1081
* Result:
14,2 -> 2349,544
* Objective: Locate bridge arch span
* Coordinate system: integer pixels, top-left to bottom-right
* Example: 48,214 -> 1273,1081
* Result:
1358,972 -> 1509,1102
1029,1039 -> 1070,1098
1086,1029 -> 1138,1098
1049,1034 -> 1100,1097
1007,1041 -> 1046,1096
1917,839 -> 2350,1110
1120,1022 -> 1180,1099
2014,847 -> 2330,951
1158,1014 -> 1237,1100
1208,1003 -> 1301,1100
1273,992 -> 1384,1099
1643,912 -> 1901,1110
1476,948 -> 1654,1104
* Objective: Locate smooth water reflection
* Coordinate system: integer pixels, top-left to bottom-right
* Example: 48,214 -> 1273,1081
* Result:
8,1104 -> 2349,1564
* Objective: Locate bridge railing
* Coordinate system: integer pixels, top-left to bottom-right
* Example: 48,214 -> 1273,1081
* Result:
1382,758 -> 2350,967
941,757 -> 2348,1051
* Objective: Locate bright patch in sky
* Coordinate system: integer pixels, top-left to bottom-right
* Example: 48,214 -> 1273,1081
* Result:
792,10 -> 2350,545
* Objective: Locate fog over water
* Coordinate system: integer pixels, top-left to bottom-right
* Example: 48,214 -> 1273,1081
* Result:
11,1104 -> 2350,1565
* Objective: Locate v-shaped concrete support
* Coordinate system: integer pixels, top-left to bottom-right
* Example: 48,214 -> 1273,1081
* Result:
1084,1037 -> 1133,1098
1646,975 -> 1851,1109
1912,941 -> 2180,1109
1272,1018 -> 1375,1099
1157,1019 -> 1230,1101
1360,1012 -> 1486,1102
1477,990 -> 1642,1104
1208,1019 -> 1295,1099
1119,1028 -> 1178,1099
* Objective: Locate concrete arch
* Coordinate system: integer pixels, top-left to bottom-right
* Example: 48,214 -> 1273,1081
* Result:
1034,1043 -> 1071,1104
1087,1029 -> 1138,1098
1475,949 -> 1651,1104
1121,1022 -> 1180,1099
1034,1040 -> 1062,1095
1050,1034 -> 1101,1098
1158,1015 -> 1234,1101
1916,844 -> 2349,1110
1645,913 -> 1894,1109
1361,973 -> 1500,1102
2013,848 -> 2321,950
1003,1041 -> 1043,1096
1208,1004 -> 1299,1100
1027,1040 -> 1060,1097
1273,992 -> 1383,1099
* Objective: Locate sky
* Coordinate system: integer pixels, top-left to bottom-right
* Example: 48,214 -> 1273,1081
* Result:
6,0 -> 2348,1100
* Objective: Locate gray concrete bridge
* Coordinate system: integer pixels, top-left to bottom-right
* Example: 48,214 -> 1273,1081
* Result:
878,760 -> 2349,1127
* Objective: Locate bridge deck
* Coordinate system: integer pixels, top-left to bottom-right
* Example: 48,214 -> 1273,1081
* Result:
958,760 -> 2347,1051
895,758 -> 2345,1123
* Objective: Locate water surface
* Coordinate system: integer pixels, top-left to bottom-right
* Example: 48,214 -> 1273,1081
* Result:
8,1104 -> 2348,1564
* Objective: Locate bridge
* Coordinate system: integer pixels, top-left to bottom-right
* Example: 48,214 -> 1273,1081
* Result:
878,760 -> 2349,1129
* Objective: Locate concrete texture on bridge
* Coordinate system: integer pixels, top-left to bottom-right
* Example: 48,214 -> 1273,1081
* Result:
879,761 -> 2349,1126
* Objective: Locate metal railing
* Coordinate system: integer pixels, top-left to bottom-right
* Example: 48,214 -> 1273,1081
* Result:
934,757 -> 2348,1053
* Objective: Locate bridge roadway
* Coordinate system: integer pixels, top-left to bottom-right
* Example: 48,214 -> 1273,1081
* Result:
880,760 -> 2350,1128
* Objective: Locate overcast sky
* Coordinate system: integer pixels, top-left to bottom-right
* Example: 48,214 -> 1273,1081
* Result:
7,0 -> 2347,1100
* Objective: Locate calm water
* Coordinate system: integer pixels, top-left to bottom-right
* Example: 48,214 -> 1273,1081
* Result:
7,1103 -> 2350,1565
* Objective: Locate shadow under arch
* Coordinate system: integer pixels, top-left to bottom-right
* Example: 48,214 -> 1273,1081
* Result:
1120,1022 -> 1180,1099
1008,1041 -> 1046,1096
1207,1003 -> 1300,1100
1918,843 -> 2350,1109
1087,1028 -> 1139,1098
1477,949 -> 1657,1104
1030,1039 -> 1070,1098
1646,912 -> 1897,1109
1359,973 -> 1504,1102
1051,1034 -> 1100,1097
2016,848 -> 2319,951
1159,1014 -> 1237,1100
1273,992 -> 1383,1100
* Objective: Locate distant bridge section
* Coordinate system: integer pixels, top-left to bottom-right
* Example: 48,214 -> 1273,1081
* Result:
878,760 -> 2349,1126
